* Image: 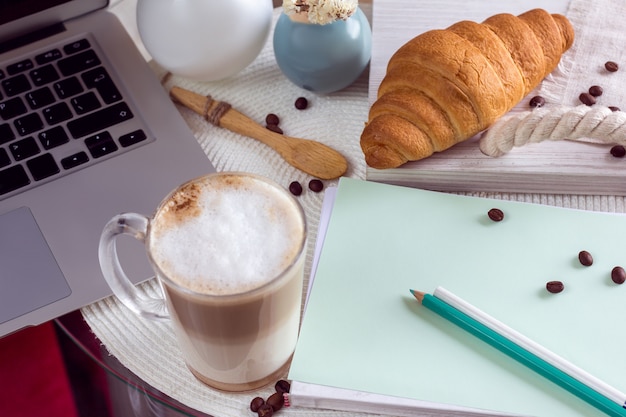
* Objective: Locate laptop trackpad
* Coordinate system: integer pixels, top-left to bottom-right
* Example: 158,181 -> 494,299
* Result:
0,207 -> 71,324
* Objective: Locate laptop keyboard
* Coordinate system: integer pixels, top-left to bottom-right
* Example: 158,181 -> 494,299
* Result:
0,37 -> 151,199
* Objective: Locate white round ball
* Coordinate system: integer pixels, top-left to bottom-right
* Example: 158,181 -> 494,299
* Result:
137,0 -> 273,81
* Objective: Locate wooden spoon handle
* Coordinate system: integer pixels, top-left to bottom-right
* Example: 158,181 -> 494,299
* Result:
169,87 -> 270,144
170,86 -> 348,179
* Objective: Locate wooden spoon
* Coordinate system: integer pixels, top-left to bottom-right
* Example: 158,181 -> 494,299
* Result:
170,86 -> 348,179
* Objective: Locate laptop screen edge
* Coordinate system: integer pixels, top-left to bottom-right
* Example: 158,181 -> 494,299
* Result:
0,0 -> 109,42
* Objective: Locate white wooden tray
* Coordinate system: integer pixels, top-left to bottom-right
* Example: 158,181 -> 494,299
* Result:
365,0 -> 626,195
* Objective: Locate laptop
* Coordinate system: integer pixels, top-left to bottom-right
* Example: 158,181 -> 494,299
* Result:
0,0 -> 215,337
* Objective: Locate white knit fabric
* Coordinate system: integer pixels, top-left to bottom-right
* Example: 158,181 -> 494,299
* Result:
82,2 -> 626,416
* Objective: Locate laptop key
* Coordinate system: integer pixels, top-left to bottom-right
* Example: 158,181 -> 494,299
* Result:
29,64 -> 60,86
39,126 -> 69,150
96,80 -> 122,104
61,151 -> 89,170
0,165 -> 30,195
9,137 -> 40,161
85,131 -> 118,158
53,76 -> 84,99
82,67 -> 122,103
57,50 -> 101,77
63,39 -> 91,55
35,49 -> 63,65
42,102 -> 73,125
0,149 -> 9,168
0,96 -> 27,120
7,59 -> 34,75
1,74 -> 31,97
25,87 -> 56,110
14,113 -> 44,136
67,102 -> 133,138
71,91 -> 101,114
0,123 -> 15,145
120,129 -> 147,147
27,153 -> 60,181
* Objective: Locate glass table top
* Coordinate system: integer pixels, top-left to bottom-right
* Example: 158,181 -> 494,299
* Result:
55,311 -> 213,417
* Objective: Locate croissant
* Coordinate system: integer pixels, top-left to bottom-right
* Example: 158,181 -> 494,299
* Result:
360,9 -> 574,169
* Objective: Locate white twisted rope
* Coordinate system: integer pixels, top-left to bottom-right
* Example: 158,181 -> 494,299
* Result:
479,105 -> 626,156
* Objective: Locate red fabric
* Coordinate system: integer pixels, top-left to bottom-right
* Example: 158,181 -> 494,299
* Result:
0,322 -> 79,417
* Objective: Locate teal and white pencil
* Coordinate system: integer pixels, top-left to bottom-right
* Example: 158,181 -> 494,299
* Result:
410,288 -> 626,417
432,286 -> 626,409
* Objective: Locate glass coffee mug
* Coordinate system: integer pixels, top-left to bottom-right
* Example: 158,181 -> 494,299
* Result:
98,172 -> 307,391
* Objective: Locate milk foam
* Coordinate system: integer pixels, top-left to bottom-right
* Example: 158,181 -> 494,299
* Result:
149,175 -> 304,295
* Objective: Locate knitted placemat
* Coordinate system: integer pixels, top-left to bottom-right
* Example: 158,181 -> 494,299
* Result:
82,6 -> 375,417
82,3 -> 626,417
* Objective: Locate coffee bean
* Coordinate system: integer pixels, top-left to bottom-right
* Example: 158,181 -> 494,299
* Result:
265,113 -> 280,125
487,208 -> 504,222
266,124 -> 283,134
588,85 -> 603,97
275,379 -> 291,394
609,106 -> 621,112
529,95 -> 545,108
257,403 -> 274,417
579,92 -> 596,106
605,61 -> 619,72
267,392 -> 284,412
578,250 -> 593,266
610,145 -> 626,158
250,397 -> 265,412
289,181 -> 303,196
294,97 -> 308,110
308,179 -> 324,192
611,266 -> 626,284
546,281 -> 564,294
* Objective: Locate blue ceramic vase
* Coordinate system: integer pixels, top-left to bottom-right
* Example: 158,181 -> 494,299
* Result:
273,8 -> 372,94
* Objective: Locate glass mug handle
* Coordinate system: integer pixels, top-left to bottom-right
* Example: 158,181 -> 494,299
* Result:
98,213 -> 169,321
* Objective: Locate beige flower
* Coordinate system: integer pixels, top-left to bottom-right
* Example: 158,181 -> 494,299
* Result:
283,0 -> 358,25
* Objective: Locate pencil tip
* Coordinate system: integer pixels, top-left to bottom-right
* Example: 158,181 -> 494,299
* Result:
409,289 -> 425,303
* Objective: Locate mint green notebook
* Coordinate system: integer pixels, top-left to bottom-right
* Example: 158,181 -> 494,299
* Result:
289,177 -> 626,417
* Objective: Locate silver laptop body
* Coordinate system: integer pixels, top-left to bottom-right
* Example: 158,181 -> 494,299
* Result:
0,0 -> 215,336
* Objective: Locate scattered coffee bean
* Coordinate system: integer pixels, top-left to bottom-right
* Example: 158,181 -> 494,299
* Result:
610,145 -> 626,158
266,124 -> 283,134
611,266 -> 626,284
529,95 -> 545,108
609,106 -> 621,112
579,92 -> 596,106
308,179 -> 324,192
546,280 -> 564,294
250,397 -> 265,413
578,250 -> 593,266
588,85 -> 603,97
257,403 -> 274,417
275,379 -> 291,394
605,61 -> 619,72
289,181 -> 303,196
487,208 -> 504,222
294,97 -> 308,110
265,113 -> 280,126
267,392 -> 284,412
